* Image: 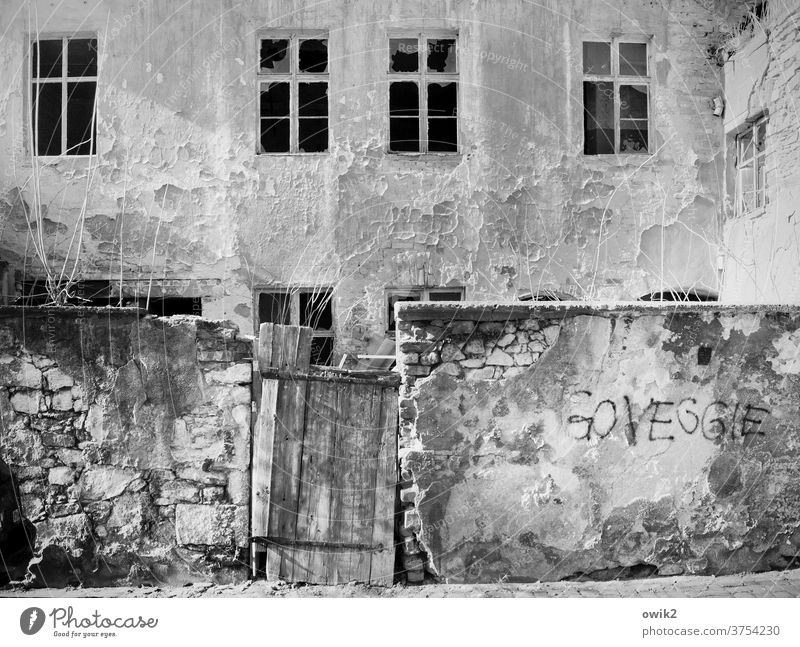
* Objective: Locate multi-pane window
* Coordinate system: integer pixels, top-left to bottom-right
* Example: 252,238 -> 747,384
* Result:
385,286 -> 464,332
30,37 -> 97,156
258,34 -> 329,153
257,287 -> 334,365
734,116 -> 768,217
388,34 -> 458,153
582,39 -> 650,155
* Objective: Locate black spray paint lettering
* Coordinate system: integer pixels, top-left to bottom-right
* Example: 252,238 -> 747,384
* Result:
567,393 -> 769,444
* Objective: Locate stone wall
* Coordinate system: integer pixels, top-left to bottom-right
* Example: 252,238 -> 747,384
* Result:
396,302 -> 800,583
0,307 -> 252,586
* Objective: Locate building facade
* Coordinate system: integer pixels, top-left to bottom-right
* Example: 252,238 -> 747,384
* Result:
0,0 -> 786,364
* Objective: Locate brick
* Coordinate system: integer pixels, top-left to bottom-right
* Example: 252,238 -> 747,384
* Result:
514,352 -> 535,366
10,391 -> 42,414
406,569 -> 425,583
404,509 -> 422,533
45,367 -> 74,391
400,352 -> 420,365
451,321 -> 475,335
464,339 -> 485,356
478,322 -> 504,335
437,362 -> 463,377
400,486 -> 418,504
52,388 -> 74,411
466,367 -> 497,381
542,325 -> 560,346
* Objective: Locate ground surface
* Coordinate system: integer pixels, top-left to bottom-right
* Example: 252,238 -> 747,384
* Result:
2,570 -> 800,598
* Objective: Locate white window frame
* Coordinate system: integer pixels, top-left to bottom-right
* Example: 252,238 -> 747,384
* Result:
734,114 -> 769,218
28,33 -> 98,157
387,31 -> 459,154
582,36 -> 651,155
385,286 -> 465,333
256,30 -> 329,155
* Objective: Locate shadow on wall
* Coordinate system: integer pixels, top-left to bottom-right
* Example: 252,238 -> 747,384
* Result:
0,455 -> 35,586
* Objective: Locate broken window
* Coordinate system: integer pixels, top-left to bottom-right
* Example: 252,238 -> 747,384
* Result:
389,34 -> 458,153
258,34 -> 329,153
583,39 -> 650,155
385,286 -> 464,332
257,287 -> 334,365
734,115 -> 769,217
31,37 -> 97,156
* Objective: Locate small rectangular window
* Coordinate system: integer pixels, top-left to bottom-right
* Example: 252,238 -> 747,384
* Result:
582,38 -> 650,155
385,286 -> 465,332
258,34 -> 329,154
734,115 -> 769,217
31,36 -> 97,156
388,33 -> 458,153
257,287 -> 334,365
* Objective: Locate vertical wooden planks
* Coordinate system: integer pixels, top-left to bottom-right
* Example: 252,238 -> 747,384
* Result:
369,387 -> 399,585
348,383 -> 382,582
326,382 -> 353,584
292,379 -> 338,582
250,377 -> 279,577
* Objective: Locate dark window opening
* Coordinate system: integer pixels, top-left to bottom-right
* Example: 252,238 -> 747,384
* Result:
386,287 -> 464,333
638,290 -> 718,302
583,39 -> 649,155
257,288 -> 335,365
258,35 -> 328,154
31,37 -> 97,156
388,34 -> 458,153
138,297 -> 202,317
15,279 -> 112,306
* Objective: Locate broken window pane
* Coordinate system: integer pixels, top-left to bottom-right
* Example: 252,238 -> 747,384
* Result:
428,82 -> 457,151
299,290 -> 333,329
260,39 -> 290,73
31,39 -> 62,78
390,81 -> 419,116
261,119 -> 290,152
428,82 -> 457,117
390,38 -> 419,72
582,41 -> 610,74
618,42 -> 647,76
67,38 -> 97,77
299,82 -> 328,116
299,39 -> 328,73
260,82 -> 289,116
66,82 -> 96,155
298,119 -> 327,152
756,120 -> 767,153
32,83 -> 62,155
387,293 -> 421,330
427,39 -> 456,73
310,336 -> 334,365
583,81 -> 614,154
259,292 -> 291,325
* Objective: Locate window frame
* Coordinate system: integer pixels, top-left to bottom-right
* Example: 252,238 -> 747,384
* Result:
734,114 -> 769,218
385,285 -> 465,333
387,30 -> 460,155
27,32 -> 98,158
254,286 -> 335,364
582,36 -> 652,156
256,29 -> 330,155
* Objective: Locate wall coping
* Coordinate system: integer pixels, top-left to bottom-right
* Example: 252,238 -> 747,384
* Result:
395,301 -> 800,322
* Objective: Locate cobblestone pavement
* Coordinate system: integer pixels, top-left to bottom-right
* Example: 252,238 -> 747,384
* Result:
2,569 -> 800,598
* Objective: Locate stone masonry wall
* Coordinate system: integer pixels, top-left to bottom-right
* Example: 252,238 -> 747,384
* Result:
396,302 -> 800,583
0,307 -> 252,587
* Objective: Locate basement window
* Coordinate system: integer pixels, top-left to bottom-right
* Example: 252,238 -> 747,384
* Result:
638,289 -> 718,302
734,115 -> 769,217
583,38 -> 650,155
258,33 -> 329,153
388,34 -> 458,153
30,36 -> 97,156
385,286 -> 464,333
257,287 -> 334,365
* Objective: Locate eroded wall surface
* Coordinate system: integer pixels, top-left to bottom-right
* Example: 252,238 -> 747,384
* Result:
0,0 -> 728,354
721,0 -> 800,302
396,302 -> 800,583
0,307 -> 252,586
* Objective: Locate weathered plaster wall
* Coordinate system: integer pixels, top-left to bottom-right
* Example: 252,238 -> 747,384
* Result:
720,0 -> 800,302
0,307 -> 252,586
0,0 -> 727,355
396,302 -> 800,583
